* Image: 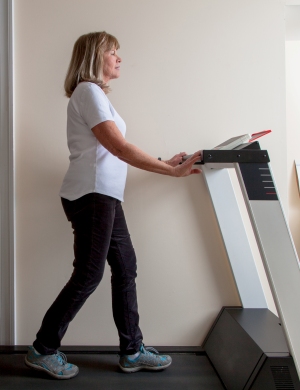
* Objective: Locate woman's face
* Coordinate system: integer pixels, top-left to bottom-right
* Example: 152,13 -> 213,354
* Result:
102,47 -> 121,83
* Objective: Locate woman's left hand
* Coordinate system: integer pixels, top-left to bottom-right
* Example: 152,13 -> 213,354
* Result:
164,152 -> 187,167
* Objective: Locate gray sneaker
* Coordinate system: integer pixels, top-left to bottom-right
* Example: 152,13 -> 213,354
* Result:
119,345 -> 172,373
25,346 -> 79,379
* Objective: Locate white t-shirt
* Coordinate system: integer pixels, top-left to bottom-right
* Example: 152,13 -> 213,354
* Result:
59,82 -> 127,202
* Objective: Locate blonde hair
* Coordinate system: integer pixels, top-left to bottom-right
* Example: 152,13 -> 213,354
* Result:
64,31 -> 120,98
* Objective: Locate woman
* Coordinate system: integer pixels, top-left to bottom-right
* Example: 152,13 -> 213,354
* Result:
25,31 -> 201,379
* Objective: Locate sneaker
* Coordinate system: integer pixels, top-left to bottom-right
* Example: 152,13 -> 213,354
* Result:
119,344 -> 172,373
25,346 -> 79,379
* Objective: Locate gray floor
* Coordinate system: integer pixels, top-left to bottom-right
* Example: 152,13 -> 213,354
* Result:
0,353 -> 225,390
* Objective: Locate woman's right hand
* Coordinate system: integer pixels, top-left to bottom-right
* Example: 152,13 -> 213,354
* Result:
172,151 -> 202,177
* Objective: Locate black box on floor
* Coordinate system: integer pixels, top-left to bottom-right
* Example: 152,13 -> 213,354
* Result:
203,307 -> 300,390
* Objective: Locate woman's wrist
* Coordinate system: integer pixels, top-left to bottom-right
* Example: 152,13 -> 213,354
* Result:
158,157 -> 172,166
157,158 -> 175,176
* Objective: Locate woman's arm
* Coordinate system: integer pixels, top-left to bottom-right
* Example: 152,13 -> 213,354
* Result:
91,121 -> 201,177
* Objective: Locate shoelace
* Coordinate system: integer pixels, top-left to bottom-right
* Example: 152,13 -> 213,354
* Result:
142,345 -> 159,355
119,345 -> 160,358
54,351 -> 68,365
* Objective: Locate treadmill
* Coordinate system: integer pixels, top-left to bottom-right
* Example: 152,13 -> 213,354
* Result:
194,139 -> 300,389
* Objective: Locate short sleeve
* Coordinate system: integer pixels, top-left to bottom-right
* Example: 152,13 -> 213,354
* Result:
79,83 -> 114,129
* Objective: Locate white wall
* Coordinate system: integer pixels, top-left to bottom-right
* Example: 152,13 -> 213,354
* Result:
14,0 -> 286,346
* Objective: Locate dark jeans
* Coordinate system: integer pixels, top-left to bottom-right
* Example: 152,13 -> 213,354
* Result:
33,193 -> 143,355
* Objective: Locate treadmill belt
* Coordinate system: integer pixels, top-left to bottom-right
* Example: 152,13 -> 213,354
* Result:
0,353 -> 225,390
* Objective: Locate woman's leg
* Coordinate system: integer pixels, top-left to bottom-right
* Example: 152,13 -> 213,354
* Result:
106,201 -> 143,355
107,203 -> 172,372
33,193 -> 117,355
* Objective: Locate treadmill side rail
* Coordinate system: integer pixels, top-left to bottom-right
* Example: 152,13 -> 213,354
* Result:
202,166 -> 268,309
235,161 -> 300,379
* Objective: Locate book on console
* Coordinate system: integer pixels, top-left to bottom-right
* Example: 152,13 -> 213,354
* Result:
213,130 -> 271,150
